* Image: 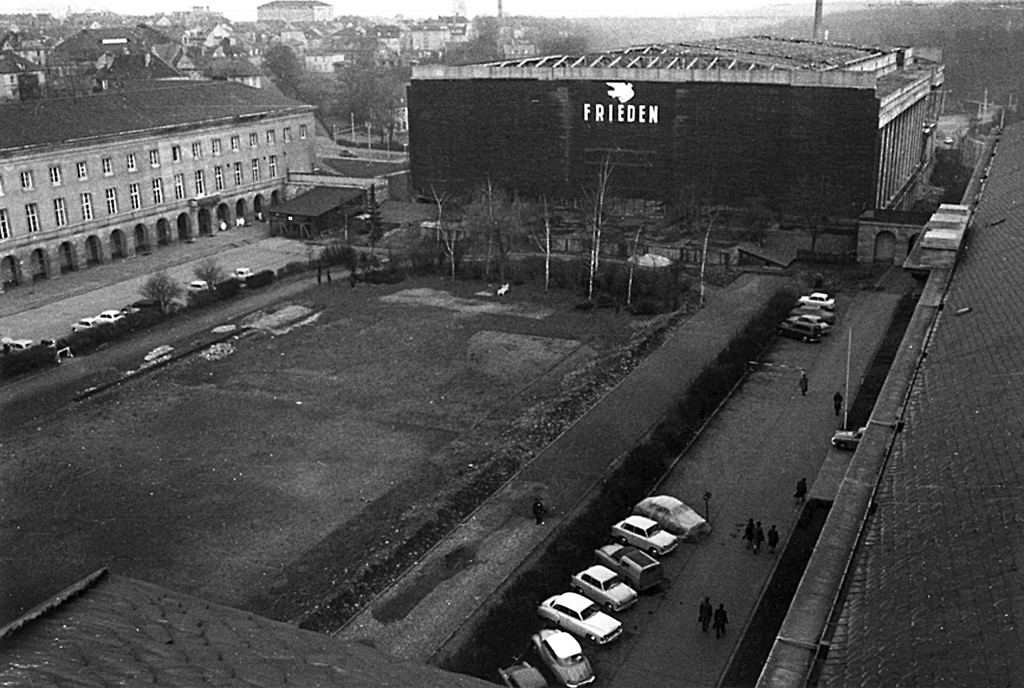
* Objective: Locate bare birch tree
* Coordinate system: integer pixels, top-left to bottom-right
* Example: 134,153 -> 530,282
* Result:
431,186 -> 457,281
527,196 -> 554,293
580,154 -> 615,301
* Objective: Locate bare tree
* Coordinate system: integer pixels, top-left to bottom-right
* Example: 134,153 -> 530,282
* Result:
140,272 -> 184,314
527,196 -> 554,293
626,224 -> 644,306
431,186 -> 457,281
698,209 -> 720,308
193,256 -> 225,286
463,178 -> 517,284
580,154 -> 615,301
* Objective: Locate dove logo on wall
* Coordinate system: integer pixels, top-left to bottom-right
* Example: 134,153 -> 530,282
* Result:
582,82 -> 659,124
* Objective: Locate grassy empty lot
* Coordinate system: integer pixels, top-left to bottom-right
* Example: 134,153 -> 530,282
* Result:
1,276 -> 653,625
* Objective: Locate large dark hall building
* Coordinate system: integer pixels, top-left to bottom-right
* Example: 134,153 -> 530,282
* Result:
408,36 -> 944,219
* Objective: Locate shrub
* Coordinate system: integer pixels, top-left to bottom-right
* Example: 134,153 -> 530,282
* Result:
0,346 -> 58,378
246,270 -> 275,289
214,279 -> 241,299
188,290 -> 217,309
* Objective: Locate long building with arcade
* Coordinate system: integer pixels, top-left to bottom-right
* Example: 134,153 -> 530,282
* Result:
408,35 -> 944,221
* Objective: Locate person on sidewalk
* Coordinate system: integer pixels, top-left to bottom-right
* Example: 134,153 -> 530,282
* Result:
532,498 -> 547,525
752,521 -> 765,555
713,604 -> 729,639
799,370 -> 809,396
317,265 -> 322,284
834,391 -> 843,417
743,518 -> 755,550
699,597 -> 713,634
767,524 -> 780,555
326,267 -> 332,284
794,477 -> 808,504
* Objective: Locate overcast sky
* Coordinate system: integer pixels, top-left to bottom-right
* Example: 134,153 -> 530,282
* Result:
5,0 -> 842,22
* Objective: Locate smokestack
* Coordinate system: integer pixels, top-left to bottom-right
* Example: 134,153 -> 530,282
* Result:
813,0 -> 823,40
498,0 -> 503,19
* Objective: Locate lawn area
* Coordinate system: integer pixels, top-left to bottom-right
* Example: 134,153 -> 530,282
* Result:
0,275 -> 659,625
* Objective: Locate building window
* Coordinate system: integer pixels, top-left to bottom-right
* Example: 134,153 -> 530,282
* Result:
191,142 -> 202,159
249,132 -> 259,147
102,157 -> 113,176
172,145 -> 182,163
49,166 -> 62,186
214,165 -> 224,191
53,198 -> 67,227
299,124 -> 308,139
126,153 -> 137,172
77,161 -> 88,180
0,209 -> 10,239
81,193 -> 93,221
251,159 -> 260,182
266,130 -> 276,145
173,173 -> 185,200
194,170 -> 206,196
151,179 -> 164,204
129,182 -> 141,210
268,155 -> 278,177
230,135 -> 240,151
233,162 -> 243,185
212,138 -> 222,156
283,126 -> 292,142
25,203 -> 39,232
149,149 -> 160,167
104,188 -> 118,215
20,170 -> 33,190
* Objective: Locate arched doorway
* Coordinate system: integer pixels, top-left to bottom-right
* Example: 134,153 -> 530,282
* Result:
58,242 -> 76,274
85,235 -> 102,266
216,203 -> 231,230
1,255 -> 20,288
198,207 -> 212,236
235,198 -> 247,225
110,229 -> 127,260
134,223 -> 149,254
271,190 -> 281,206
177,213 -> 191,242
156,218 -> 170,246
873,230 -> 896,263
29,248 -> 48,281
253,194 -> 264,220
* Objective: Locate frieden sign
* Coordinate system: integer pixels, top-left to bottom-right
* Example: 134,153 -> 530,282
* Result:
582,81 -> 660,124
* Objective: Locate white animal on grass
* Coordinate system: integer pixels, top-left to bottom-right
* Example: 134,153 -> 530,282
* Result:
497,283 -> 510,296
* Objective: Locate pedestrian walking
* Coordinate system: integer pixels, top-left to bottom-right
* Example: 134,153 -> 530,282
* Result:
326,268 -> 332,284
794,477 -> 808,504
799,370 -> 809,396
834,391 -> 843,417
698,597 -> 713,634
752,521 -> 765,555
713,604 -> 729,639
743,518 -> 755,550
767,524 -> 780,555
532,498 -> 547,525
317,265 -> 322,284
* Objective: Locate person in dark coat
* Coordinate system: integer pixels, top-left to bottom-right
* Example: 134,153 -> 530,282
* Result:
743,518 -> 755,550
713,604 -> 729,639
767,525 -> 780,555
795,477 -> 808,504
317,265 -> 322,284
799,370 -> 809,396
699,597 -> 713,633
752,521 -> 765,555
326,267 -> 332,284
833,391 -> 843,417
532,498 -> 547,525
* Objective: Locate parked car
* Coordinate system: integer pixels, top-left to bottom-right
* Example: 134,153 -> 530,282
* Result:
832,426 -> 867,450
233,267 -> 255,282
786,314 -> 831,335
130,299 -> 162,310
611,515 -> 678,556
530,629 -> 594,687
777,319 -> 823,343
570,565 -> 637,613
594,543 -> 664,592
96,309 -> 126,325
943,136 -> 955,145
633,495 -> 712,542
188,280 -> 211,292
537,592 -> 622,645
1,337 -> 34,352
798,292 -> 835,310
498,660 -> 549,688
72,316 -> 103,332
789,306 -> 836,325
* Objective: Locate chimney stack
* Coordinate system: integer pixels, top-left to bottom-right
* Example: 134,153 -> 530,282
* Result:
813,0 -> 823,40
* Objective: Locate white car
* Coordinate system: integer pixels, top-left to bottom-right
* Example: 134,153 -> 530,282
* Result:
570,565 -> 637,612
633,496 -> 712,542
611,515 -> 679,556
72,316 -> 103,332
1,337 -> 34,351
786,314 -> 831,335
537,591 -> 622,645
789,305 -> 836,325
233,267 -> 255,281
531,629 -> 594,687
832,426 -> 867,450
188,280 -> 211,292
798,292 -> 835,310
96,309 -> 126,324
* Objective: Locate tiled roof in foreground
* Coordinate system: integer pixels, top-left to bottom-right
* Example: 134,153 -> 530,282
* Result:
820,123 -> 1024,686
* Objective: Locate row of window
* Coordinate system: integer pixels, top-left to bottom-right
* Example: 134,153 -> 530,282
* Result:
0,157 -> 279,239
0,124 -> 306,195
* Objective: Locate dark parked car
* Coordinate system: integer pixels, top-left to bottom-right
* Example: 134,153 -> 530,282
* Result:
777,320 -> 823,343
